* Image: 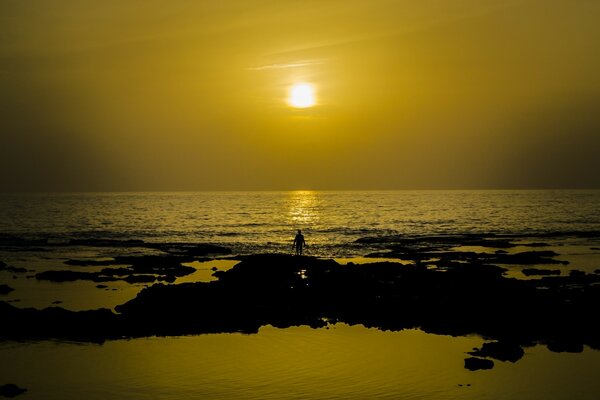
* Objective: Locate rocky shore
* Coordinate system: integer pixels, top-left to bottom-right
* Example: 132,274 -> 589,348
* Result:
2,238 -> 600,370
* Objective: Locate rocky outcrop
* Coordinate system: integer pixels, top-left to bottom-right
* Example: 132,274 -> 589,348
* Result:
0,285 -> 14,295
3,254 -> 600,371
0,384 -> 27,398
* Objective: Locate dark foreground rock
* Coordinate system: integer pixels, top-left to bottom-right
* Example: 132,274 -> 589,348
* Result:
0,384 -> 27,398
2,254 -> 600,370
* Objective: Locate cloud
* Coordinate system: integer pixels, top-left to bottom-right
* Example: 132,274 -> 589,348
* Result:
248,60 -> 324,71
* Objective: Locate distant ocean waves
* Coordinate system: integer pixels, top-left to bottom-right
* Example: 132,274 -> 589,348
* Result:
1,190 -> 600,257
1,229 -> 600,258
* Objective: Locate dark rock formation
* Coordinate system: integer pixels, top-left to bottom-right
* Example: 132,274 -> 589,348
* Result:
522,268 -> 561,276
469,341 -> 524,362
0,264 -> 27,274
35,270 -> 117,283
64,259 -> 122,267
36,256 -> 197,284
0,285 -> 14,295
464,357 -> 494,371
547,341 -> 585,353
0,384 -> 27,398
2,253 -> 600,371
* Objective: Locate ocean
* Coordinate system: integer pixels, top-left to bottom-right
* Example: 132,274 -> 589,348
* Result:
2,190 -> 600,256
1,190 -> 600,399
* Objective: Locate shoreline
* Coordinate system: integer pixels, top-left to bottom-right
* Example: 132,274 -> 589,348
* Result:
2,239 -> 600,370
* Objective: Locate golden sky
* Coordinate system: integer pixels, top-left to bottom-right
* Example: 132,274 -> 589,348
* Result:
1,0 -> 599,190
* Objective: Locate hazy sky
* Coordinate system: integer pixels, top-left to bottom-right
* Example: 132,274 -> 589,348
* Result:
1,0 -> 599,191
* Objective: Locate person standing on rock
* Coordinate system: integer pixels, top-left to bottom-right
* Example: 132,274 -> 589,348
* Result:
293,230 -> 306,256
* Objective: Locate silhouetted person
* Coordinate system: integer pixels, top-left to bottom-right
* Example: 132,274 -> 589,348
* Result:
293,230 -> 306,255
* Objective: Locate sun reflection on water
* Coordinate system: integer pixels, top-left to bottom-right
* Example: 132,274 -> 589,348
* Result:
287,190 -> 320,227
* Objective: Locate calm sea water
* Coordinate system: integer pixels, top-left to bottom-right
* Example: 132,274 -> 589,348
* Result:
1,190 -> 600,399
1,190 -> 599,256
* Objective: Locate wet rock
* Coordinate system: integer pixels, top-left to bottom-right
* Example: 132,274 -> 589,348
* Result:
464,357 -> 494,371
124,275 -> 156,284
2,253 -> 600,369
68,238 -> 145,247
469,341 -> 524,362
0,384 -> 27,398
35,270 -> 116,283
0,285 -> 14,295
36,257 -> 196,284
157,275 -> 177,283
490,251 -> 568,265
65,259 -> 121,267
100,267 -> 132,276
569,270 -> 586,278
522,268 -> 561,276
0,264 -> 27,274
547,341 -> 584,353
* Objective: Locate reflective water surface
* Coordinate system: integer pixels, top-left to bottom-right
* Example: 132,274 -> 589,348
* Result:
1,325 -> 600,400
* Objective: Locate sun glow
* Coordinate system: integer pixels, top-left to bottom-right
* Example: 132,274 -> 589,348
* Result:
288,83 -> 316,108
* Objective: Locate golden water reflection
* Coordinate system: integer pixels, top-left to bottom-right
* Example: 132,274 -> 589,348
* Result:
287,190 -> 320,227
2,325 -> 600,399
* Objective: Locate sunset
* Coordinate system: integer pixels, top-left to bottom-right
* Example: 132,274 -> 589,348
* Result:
1,1 -> 600,399
1,0 -> 599,191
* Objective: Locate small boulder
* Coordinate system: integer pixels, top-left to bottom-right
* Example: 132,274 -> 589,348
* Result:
522,268 -> 560,277
0,285 -> 14,295
0,384 -> 27,398
464,357 -> 494,371
469,341 -> 524,362
547,341 -> 584,353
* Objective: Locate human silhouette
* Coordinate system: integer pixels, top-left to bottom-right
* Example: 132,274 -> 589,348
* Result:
293,230 -> 306,255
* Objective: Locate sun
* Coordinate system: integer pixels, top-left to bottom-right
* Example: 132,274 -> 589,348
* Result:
288,83 -> 316,108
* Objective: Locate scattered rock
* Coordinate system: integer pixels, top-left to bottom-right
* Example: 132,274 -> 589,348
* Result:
469,341 -> 524,362
522,268 -> 561,277
0,383 -> 27,398
123,275 -> 156,284
547,341 -> 584,353
0,264 -> 28,274
464,357 -> 494,371
0,285 -> 14,295
64,259 -> 121,267
35,270 -> 117,283
96,284 -> 108,289
2,251 -> 600,371
52,300 -> 62,305
569,270 -> 586,278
